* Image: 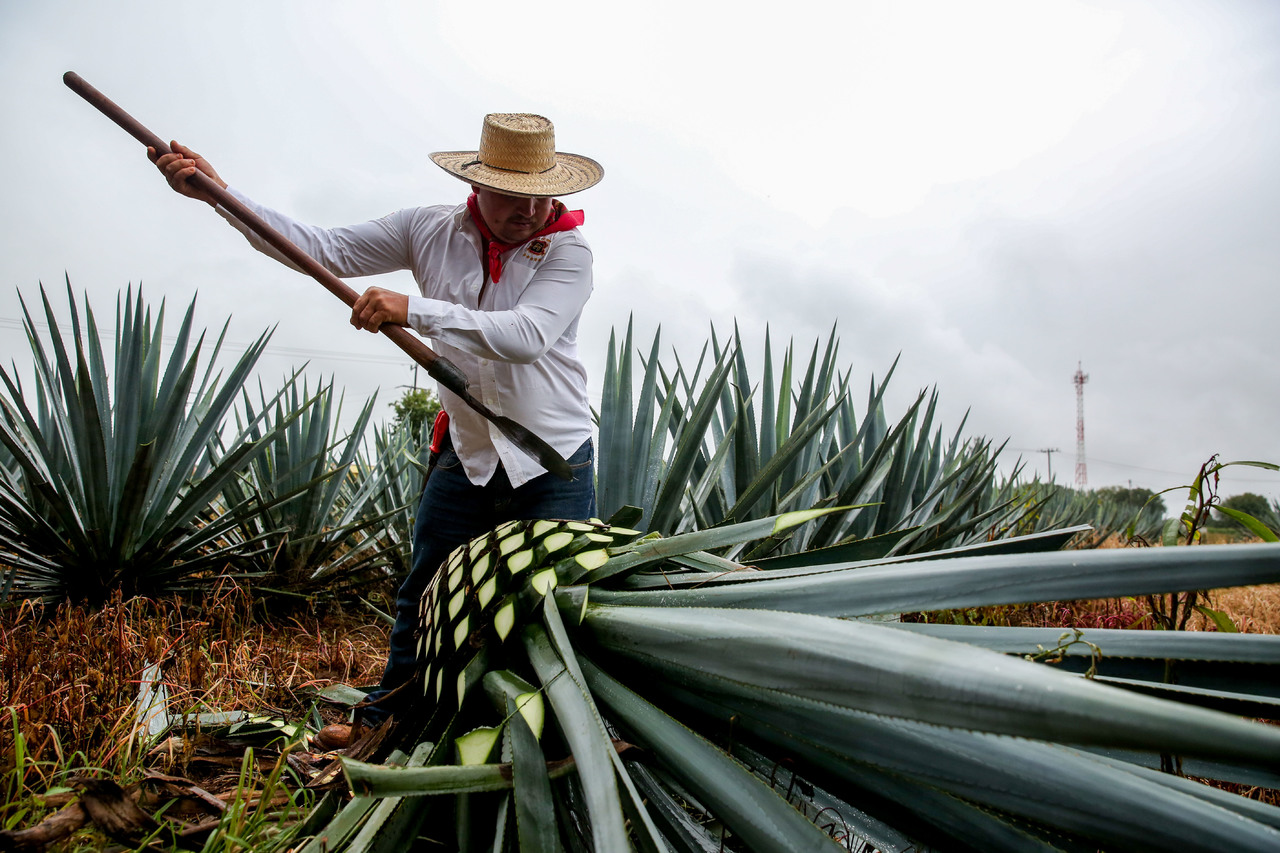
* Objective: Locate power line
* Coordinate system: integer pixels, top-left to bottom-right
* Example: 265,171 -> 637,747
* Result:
1007,448 -> 1280,484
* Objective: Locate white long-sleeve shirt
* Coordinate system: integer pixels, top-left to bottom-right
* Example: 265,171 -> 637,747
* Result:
218,188 -> 594,487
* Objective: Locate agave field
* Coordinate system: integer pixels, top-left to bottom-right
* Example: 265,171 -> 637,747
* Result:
2,284 -> 1278,852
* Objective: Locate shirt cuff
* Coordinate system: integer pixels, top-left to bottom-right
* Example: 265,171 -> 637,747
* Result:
406,295 -> 438,335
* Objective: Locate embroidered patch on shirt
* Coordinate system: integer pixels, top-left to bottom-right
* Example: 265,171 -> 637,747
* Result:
522,239 -> 550,262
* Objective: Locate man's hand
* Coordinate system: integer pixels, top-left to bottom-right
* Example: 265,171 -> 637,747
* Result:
351,287 -> 409,332
148,141 -> 227,207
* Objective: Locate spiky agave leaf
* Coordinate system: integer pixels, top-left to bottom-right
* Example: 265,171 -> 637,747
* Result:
216,375 -> 403,602
356,417 -> 433,579
323,517 -> 1280,853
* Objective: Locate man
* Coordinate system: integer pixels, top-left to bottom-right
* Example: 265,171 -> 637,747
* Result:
152,113 -> 603,747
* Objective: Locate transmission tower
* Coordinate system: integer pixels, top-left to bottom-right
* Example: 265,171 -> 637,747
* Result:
1073,362 -> 1089,488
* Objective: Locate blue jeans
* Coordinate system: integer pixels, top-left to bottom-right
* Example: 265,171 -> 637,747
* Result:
362,435 -> 595,723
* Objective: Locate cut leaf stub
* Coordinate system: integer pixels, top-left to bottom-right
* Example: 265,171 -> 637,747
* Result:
414,519 -> 639,708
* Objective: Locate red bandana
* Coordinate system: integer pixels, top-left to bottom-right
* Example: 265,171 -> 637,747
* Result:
466,193 -> 585,283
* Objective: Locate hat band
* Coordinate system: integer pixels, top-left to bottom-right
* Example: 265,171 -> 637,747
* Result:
463,158 -> 557,176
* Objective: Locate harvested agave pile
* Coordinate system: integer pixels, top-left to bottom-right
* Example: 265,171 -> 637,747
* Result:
321,508 -> 1280,853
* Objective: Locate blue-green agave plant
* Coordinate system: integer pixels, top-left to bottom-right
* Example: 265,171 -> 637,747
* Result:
0,282 -> 296,604
216,377 -> 407,602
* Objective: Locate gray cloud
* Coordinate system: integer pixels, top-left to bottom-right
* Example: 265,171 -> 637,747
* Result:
3,0 -> 1279,502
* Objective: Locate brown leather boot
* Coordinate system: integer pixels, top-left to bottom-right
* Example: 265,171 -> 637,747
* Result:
312,720 -> 366,751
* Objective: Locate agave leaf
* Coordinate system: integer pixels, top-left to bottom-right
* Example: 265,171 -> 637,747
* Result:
293,789 -> 382,853
887,622 -> 1280,665
744,527 -> 917,573
687,681 -> 1280,851
727,330 -> 760,499
507,695 -> 558,853
522,622 -> 629,851
603,740 -> 671,853
624,762 -> 723,853
1078,745 -> 1280,791
727,741 -> 922,853
622,524 -> 1090,590
455,727 -> 501,765
724,391 -> 847,523
216,376 -> 393,598
1093,676 -> 1280,719
580,604 -> 1280,768
584,657 -> 848,852
579,506 -> 847,586
597,321 -> 635,517
1215,505 -> 1279,542
342,746 -> 439,853
586,540 -> 1280,617
807,390 -> 925,548
344,759 -> 518,797
888,621 -> 1274,660
1081,750 -> 1280,829
0,285 -> 304,602
649,345 -> 735,534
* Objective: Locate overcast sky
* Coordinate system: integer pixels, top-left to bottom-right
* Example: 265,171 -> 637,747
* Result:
3,0 -> 1279,503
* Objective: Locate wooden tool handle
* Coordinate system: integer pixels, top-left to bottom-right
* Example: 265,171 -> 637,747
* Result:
64,71 -> 572,478
63,72 -> 442,370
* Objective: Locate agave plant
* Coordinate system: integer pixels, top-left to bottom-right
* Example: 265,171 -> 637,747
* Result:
357,417 -> 434,581
1002,480 -> 1165,548
217,377 -> 408,602
301,510 -> 1280,852
596,321 -> 1034,561
0,282 -> 298,605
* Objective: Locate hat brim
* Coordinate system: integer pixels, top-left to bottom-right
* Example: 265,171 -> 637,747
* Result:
430,151 -> 603,198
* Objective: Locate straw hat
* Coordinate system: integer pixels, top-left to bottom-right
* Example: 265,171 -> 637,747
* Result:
430,113 -> 603,198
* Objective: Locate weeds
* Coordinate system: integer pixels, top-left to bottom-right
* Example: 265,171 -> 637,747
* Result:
193,742 -> 316,853
1022,628 -> 1103,677
905,596 -> 1155,630
0,586 -> 388,849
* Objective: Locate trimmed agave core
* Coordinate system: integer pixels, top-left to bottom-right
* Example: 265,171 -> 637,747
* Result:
414,519 -> 640,709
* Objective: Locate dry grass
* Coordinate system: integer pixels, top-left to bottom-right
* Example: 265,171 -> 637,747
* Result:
0,582 -> 389,775
1187,584 -> 1280,633
0,584 -> 390,849
983,585 -> 1280,633
990,596 -> 1155,630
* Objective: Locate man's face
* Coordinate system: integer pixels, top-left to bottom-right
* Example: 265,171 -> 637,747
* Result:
472,187 -> 554,244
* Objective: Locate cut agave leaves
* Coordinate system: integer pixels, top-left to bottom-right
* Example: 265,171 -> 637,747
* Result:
454,726 -> 501,765
325,516 -> 1280,853
413,518 -> 643,713
409,509 -> 842,717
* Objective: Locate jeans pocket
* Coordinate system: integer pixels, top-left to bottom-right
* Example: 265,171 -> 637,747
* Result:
567,440 -> 594,474
434,447 -> 463,471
